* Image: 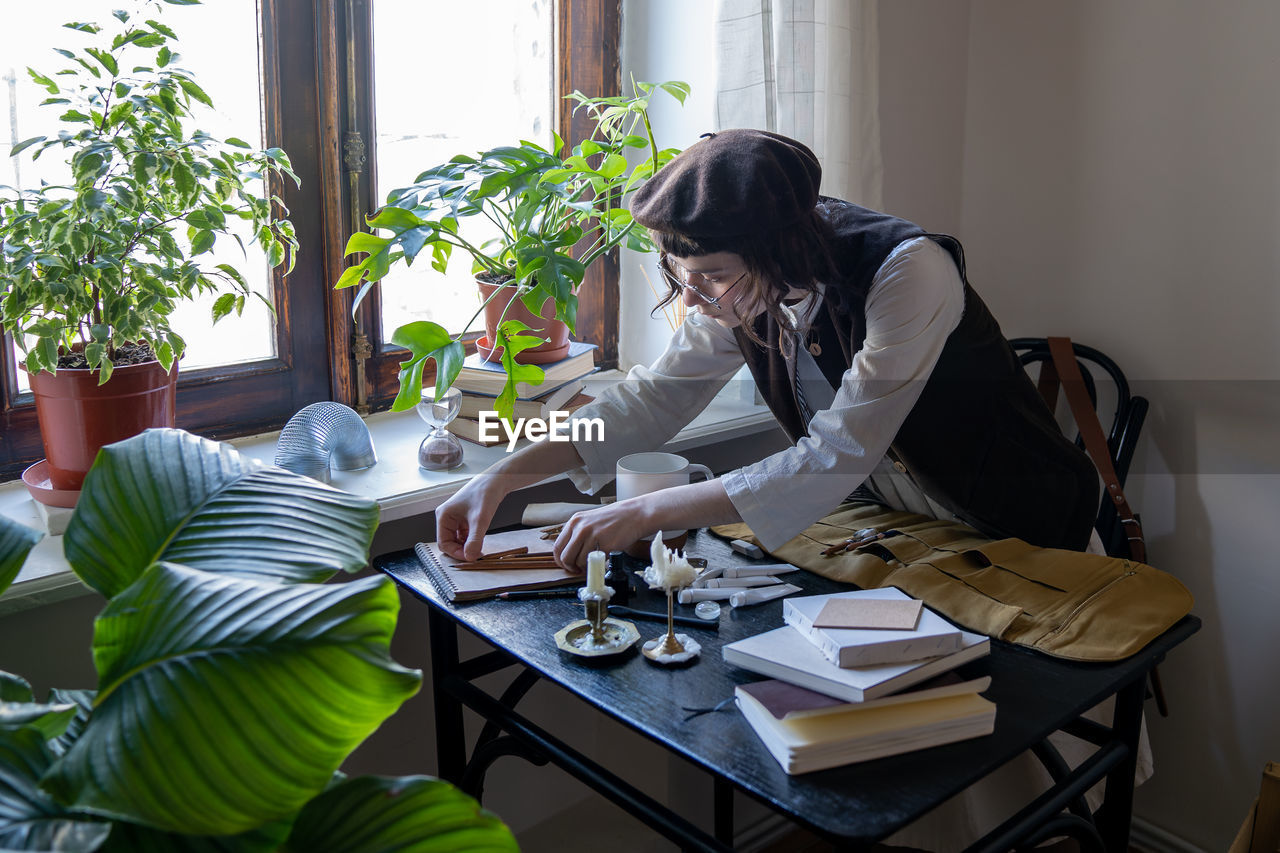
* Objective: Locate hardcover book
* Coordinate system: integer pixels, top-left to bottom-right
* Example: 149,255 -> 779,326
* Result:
447,393 -> 595,447
783,588 -> 963,667
453,341 -> 597,397
723,621 -> 989,703
735,677 -> 996,775
456,379 -> 586,420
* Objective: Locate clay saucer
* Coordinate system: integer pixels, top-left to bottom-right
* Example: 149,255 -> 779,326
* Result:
22,460 -> 80,509
474,335 -> 571,365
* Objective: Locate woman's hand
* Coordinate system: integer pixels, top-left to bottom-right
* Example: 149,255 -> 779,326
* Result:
435,476 -> 505,561
551,498 -> 655,571
433,437 -> 589,561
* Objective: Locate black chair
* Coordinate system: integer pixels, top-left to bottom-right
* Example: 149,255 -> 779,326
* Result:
1009,338 -> 1149,561
1011,338 -> 1170,730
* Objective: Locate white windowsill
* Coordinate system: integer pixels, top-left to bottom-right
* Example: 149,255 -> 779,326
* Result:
0,371 -> 777,615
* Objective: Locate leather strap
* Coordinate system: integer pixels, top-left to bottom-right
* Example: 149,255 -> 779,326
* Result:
1046,337 -> 1147,563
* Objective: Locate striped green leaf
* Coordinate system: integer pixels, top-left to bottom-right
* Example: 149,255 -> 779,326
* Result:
99,815 -> 292,852
283,775 -> 518,853
0,515 -> 42,597
45,689 -> 96,757
42,563 -> 421,836
63,429 -> 380,599
0,727 -> 110,851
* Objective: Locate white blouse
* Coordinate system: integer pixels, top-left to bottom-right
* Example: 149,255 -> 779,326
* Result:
567,236 -> 964,549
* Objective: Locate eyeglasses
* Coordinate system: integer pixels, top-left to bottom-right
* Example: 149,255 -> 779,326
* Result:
657,254 -> 746,311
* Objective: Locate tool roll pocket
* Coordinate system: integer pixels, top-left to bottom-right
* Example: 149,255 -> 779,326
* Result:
712,502 -> 1194,662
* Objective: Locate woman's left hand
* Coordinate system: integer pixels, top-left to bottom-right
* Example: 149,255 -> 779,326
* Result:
551,499 -> 654,571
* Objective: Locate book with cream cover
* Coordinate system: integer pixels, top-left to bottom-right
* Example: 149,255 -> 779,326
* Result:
447,392 -> 593,447
723,620 -> 989,703
783,587 -> 963,668
735,676 -> 996,775
452,341 -> 597,397
455,379 -> 586,421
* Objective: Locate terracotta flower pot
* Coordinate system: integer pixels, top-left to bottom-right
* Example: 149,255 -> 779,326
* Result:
475,278 -> 571,364
26,359 -> 179,492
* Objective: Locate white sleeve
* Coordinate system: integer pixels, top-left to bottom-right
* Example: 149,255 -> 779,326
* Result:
722,237 -> 965,549
566,311 -> 745,494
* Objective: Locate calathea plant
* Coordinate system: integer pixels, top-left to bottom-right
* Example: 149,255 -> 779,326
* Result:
336,80 -> 689,420
0,0 -> 298,382
0,429 -> 516,851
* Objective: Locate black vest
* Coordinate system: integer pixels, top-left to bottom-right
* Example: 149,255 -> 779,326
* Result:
733,199 -> 1099,551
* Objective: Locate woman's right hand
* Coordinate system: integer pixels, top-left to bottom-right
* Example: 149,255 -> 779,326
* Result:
435,475 -> 505,561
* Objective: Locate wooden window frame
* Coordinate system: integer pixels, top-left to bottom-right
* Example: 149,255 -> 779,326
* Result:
0,0 -> 620,480
338,0 -> 622,412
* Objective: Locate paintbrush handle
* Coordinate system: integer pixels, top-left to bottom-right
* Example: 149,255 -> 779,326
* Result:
607,605 -> 716,631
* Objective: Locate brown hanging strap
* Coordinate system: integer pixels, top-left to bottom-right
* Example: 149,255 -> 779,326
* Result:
1046,337 -> 1147,564
1046,337 -> 1167,717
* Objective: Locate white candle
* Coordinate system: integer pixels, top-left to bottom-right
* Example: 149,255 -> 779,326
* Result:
585,550 -> 607,594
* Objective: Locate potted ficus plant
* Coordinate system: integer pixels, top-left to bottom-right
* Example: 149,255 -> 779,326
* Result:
336,80 -> 689,420
0,0 -> 299,493
0,428 -> 517,851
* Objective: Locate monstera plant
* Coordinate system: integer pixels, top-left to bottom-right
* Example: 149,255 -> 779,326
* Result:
0,429 -> 516,851
336,80 -> 689,419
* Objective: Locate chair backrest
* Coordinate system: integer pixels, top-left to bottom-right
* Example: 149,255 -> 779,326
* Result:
1009,338 -> 1149,559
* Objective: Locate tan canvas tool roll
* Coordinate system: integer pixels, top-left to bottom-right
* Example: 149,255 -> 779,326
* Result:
711,502 -> 1193,662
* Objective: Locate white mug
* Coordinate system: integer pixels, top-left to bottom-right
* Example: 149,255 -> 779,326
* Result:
616,452 -> 714,541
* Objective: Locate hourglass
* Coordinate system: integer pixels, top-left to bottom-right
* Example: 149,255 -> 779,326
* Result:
417,386 -> 464,470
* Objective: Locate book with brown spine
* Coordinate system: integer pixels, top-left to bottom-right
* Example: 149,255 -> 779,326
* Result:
447,392 -> 594,447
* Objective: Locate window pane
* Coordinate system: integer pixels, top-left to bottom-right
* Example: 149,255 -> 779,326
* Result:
373,0 -> 554,339
2,0 -> 272,393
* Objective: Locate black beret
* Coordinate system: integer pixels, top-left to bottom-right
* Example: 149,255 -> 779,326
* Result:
630,129 -> 821,239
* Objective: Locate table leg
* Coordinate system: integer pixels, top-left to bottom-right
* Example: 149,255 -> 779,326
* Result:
429,608 -> 467,784
714,776 -> 734,845
1093,672 -> 1147,850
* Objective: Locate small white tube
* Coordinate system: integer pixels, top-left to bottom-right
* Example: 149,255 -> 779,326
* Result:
723,564 -> 798,578
704,576 -> 782,588
729,583 -> 803,608
678,587 -> 748,603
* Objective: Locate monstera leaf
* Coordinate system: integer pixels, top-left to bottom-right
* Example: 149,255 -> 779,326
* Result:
0,727 -> 110,852
63,429 -> 380,598
388,321 -> 466,414
41,563 -> 421,836
0,514 -> 41,597
283,776 -> 517,853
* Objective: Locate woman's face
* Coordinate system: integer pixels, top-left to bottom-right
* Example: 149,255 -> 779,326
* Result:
666,251 -> 765,329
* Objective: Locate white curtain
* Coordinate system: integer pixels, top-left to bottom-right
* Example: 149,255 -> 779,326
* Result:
713,0 -> 882,208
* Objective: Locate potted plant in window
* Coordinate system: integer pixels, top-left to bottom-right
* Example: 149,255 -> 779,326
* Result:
0,0 -> 298,494
335,80 -> 688,419
0,429 -> 516,850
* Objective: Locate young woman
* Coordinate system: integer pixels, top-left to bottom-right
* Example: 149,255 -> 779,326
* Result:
435,129 -> 1097,568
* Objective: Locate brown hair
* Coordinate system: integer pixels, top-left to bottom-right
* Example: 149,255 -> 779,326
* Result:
650,208 -> 840,346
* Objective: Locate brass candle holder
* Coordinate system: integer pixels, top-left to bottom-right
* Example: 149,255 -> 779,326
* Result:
640,535 -> 702,665
554,562 -> 640,658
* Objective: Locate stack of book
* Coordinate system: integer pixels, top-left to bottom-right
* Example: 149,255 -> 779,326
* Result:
722,587 -> 995,775
447,341 -> 597,446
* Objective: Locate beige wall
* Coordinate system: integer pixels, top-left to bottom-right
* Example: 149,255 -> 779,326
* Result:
882,2 -> 1280,848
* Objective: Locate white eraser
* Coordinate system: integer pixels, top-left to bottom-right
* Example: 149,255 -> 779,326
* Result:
730,539 -> 764,559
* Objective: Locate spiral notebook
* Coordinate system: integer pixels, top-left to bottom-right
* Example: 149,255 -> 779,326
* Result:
412,527 -> 578,603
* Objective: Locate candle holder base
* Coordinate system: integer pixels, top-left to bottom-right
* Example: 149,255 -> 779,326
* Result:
555,618 -> 640,658
641,633 -> 701,665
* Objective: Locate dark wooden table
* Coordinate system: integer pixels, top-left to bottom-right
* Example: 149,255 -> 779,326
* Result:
375,530 -> 1199,852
